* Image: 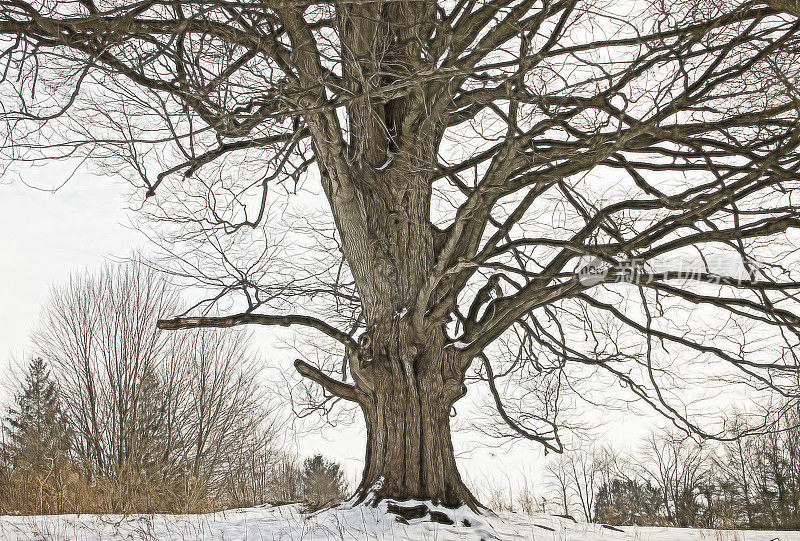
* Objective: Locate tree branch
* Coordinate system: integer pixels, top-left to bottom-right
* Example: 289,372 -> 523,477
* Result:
157,313 -> 358,351
294,359 -> 358,402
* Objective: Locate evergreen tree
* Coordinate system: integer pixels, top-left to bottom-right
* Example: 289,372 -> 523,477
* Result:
594,478 -> 663,526
6,358 -> 70,469
300,454 -> 347,508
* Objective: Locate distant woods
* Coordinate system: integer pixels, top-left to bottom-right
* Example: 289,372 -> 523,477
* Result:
539,412 -> 800,530
0,262 -> 348,514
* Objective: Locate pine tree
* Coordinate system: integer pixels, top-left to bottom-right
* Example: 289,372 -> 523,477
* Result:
300,454 -> 347,509
6,358 -> 70,469
594,478 -> 663,526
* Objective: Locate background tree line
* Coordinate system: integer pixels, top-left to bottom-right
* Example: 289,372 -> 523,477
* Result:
0,262 -> 347,514
3,257 -> 796,525
542,406 -> 800,529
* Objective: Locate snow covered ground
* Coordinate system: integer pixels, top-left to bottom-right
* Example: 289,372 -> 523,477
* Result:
1,501 -> 798,541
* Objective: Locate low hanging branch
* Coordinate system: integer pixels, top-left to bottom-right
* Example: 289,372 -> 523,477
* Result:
160,314 -> 361,401
158,314 -> 358,352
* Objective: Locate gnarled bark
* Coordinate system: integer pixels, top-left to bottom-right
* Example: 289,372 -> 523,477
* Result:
353,347 -> 477,508
343,317 -> 479,509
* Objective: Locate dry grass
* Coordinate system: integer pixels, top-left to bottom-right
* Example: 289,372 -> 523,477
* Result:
0,465 -> 222,515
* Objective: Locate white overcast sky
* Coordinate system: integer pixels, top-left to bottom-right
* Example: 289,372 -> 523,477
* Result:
0,170 -> 650,496
0,174 -> 140,362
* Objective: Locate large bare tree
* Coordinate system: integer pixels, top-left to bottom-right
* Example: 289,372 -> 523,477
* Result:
2,0 -> 800,510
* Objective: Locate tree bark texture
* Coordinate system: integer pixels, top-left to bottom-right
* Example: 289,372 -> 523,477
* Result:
352,328 -> 478,508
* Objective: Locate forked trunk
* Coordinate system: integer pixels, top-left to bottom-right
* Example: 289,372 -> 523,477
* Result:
316,158 -> 481,509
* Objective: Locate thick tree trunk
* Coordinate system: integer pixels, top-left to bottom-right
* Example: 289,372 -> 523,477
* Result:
349,326 -> 479,510
315,125 -> 478,508
356,383 -> 477,509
